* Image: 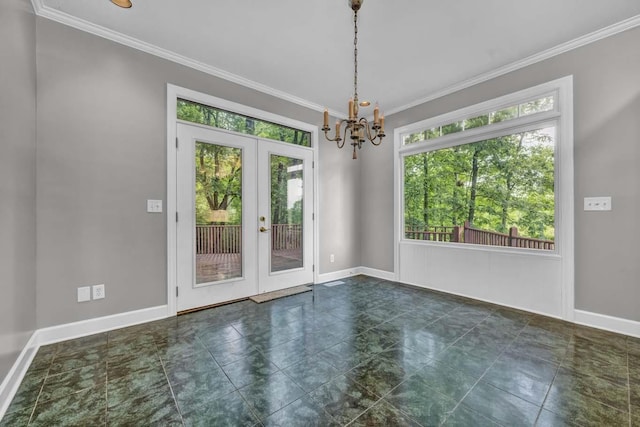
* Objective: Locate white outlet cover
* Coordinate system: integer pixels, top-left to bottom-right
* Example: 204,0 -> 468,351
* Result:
147,199 -> 163,213
77,286 -> 91,302
93,284 -> 105,300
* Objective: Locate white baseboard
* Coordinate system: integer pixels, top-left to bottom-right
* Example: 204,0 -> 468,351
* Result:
574,309 -> 640,339
357,267 -> 396,281
0,332 -> 38,421
316,267 -> 359,284
0,305 -> 169,420
316,266 -> 396,285
36,305 -> 169,347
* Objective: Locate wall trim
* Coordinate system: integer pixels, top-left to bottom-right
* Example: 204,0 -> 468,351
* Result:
0,305 -> 169,420
574,309 -> 640,339
3,291 -> 639,420
0,333 -> 38,421
358,267 -> 397,282
384,15 -> 640,116
316,266 -> 396,284
29,0 -> 336,117
30,0 -> 640,119
316,268 -> 359,284
37,305 -> 169,346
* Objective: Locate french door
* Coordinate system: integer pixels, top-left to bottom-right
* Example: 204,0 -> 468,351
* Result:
176,123 -> 314,312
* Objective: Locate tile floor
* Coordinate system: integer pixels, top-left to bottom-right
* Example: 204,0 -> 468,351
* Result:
2,275 -> 639,426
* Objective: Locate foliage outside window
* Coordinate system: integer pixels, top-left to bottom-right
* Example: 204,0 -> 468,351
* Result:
403,124 -> 556,251
194,144 -> 303,227
403,95 -> 554,145
178,99 -> 311,147
195,142 -> 242,226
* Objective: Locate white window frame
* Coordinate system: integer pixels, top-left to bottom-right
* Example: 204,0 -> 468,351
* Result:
394,76 -> 574,319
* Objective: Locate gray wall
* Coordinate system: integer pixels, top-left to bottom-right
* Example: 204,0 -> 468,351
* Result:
35,18 -> 358,328
361,26 -> 640,322
0,0 -> 37,379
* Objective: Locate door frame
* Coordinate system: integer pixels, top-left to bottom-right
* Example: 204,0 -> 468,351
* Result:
166,84 -> 319,316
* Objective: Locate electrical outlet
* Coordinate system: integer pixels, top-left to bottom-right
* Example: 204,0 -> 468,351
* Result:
77,286 -> 91,303
330,254 -> 335,263
92,284 -> 105,300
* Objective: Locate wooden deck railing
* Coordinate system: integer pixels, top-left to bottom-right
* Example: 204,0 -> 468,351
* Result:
271,224 -> 302,250
405,226 -> 461,242
196,225 -> 242,254
406,221 -> 554,250
195,223 -> 302,254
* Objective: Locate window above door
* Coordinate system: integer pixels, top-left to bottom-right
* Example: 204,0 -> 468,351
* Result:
178,99 -> 312,147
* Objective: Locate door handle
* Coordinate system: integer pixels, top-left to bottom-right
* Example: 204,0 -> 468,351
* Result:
259,226 -> 270,232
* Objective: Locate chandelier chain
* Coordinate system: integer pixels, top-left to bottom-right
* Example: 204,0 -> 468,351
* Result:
353,10 -> 358,102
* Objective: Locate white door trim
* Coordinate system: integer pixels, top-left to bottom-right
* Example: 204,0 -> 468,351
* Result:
166,84 -> 319,316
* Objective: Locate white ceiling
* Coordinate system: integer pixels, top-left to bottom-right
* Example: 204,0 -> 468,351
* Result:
35,0 -> 640,117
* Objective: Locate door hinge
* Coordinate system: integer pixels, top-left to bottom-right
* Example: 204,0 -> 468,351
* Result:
312,264 -> 315,272
312,213 -> 315,221
176,212 -> 179,222
176,286 -> 179,297
176,137 -> 179,149
312,161 -> 315,169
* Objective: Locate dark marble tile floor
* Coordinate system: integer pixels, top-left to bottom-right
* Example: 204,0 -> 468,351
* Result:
2,275 -> 639,426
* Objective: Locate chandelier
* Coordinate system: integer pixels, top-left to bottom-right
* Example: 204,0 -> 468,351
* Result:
322,0 -> 385,159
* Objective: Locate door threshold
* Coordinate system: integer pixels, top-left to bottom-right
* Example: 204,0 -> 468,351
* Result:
249,284 -> 312,304
177,297 -> 249,316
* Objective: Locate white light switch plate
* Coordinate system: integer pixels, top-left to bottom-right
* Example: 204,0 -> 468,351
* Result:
584,196 -> 611,211
147,199 -> 163,213
77,286 -> 91,302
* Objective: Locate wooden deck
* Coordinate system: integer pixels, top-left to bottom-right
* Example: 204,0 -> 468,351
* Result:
196,248 -> 303,284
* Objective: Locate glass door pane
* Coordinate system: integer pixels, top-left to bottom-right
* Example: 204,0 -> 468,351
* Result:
195,141 -> 243,284
270,155 -> 304,272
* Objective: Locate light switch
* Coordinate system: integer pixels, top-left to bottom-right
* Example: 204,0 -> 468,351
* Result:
147,199 -> 163,213
584,196 -> 611,211
77,286 -> 91,302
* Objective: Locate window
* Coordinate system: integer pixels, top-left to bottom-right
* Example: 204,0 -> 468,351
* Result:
403,94 -> 554,145
177,99 -> 311,147
399,88 -> 562,252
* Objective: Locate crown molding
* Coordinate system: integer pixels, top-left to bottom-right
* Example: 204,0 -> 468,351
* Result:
29,0 -> 341,117
30,1 -> 640,118
385,14 -> 640,117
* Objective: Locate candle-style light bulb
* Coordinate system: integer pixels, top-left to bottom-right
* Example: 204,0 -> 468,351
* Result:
323,109 -> 329,128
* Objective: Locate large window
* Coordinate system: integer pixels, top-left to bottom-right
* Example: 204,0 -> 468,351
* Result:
400,92 -> 561,252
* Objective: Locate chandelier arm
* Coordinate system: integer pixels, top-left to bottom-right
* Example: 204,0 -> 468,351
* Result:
323,129 -> 346,148
359,118 -> 373,142
370,135 -> 383,146
357,118 -> 382,146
